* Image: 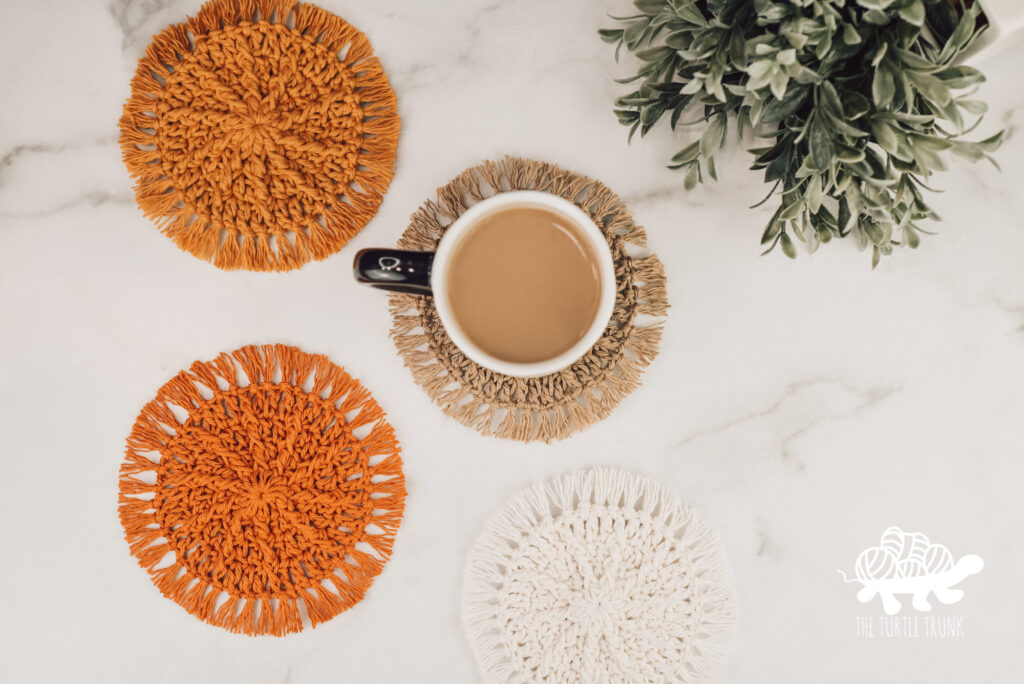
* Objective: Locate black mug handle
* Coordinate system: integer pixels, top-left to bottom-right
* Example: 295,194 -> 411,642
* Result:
353,249 -> 435,295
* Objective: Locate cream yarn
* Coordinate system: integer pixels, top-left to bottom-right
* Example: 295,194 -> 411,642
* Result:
462,468 -> 736,683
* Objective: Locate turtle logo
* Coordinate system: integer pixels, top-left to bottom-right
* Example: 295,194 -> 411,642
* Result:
839,526 -> 983,616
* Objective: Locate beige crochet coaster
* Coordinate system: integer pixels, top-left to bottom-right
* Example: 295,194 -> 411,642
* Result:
388,158 -> 668,443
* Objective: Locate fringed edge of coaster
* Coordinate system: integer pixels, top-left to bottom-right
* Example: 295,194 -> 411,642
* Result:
118,343 -> 406,636
118,0 -> 399,272
461,467 -> 737,683
388,157 -> 669,443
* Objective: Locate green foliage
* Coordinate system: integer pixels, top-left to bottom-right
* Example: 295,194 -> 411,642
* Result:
601,0 -> 1003,265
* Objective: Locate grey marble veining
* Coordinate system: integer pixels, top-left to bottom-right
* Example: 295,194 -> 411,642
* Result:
1,1 -> 1023,682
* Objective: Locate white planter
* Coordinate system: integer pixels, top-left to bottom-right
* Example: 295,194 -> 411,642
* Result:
969,0 -> 1024,62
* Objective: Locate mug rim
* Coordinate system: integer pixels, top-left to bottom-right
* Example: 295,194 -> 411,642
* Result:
431,190 -> 616,378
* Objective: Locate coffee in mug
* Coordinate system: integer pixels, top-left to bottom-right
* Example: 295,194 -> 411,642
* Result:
354,191 -> 616,378
444,206 -> 602,364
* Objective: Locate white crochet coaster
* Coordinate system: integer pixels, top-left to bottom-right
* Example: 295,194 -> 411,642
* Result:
462,468 -> 737,684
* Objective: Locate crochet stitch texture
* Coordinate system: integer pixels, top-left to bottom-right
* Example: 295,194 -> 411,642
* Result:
389,158 -> 669,443
119,0 -> 399,271
118,344 -> 405,635
462,468 -> 736,683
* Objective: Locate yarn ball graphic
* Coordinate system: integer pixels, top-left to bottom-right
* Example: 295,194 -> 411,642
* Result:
855,527 -> 954,581
842,526 -> 983,616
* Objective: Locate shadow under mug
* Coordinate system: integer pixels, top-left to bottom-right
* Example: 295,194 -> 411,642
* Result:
353,191 -> 617,378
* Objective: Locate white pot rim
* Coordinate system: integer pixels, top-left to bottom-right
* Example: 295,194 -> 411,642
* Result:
431,191 -> 617,378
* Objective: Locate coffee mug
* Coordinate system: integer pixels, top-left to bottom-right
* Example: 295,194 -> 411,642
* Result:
354,191 -> 616,377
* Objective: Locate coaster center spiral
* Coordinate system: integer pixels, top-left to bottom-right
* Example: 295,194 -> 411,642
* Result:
154,22 -> 364,238
153,383 -> 372,597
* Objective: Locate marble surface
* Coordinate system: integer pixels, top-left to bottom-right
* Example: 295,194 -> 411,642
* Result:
2,1 -> 1023,682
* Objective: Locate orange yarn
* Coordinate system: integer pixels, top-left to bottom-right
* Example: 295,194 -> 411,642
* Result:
119,0 -> 400,271
118,344 -> 405,635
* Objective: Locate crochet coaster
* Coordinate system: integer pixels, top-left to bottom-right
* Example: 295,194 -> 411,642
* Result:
118,344 -> 405,636
462,468 -> 736,683
119,0 -> 399,272
389,158 -> 668,443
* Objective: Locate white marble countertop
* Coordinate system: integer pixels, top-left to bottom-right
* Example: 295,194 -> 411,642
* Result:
2,1 -> 1023,682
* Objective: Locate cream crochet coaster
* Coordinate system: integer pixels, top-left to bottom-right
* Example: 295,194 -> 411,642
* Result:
462,468 -> 736,683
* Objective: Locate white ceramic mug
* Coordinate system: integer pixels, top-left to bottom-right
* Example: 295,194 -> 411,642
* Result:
354,191 -> 616,377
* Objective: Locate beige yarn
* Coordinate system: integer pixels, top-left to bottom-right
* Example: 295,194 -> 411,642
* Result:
388,158 -> 668,443
462,467 -> 737,683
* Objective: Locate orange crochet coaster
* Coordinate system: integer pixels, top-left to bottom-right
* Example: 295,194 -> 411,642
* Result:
118,344 -> 405,635
119,0 -> 399,271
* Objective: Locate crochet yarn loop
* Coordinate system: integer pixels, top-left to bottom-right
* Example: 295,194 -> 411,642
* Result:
462,468 -> 736,683
120,0 -> 399,271
389,158 -> 668,443
118,344 -> 405,636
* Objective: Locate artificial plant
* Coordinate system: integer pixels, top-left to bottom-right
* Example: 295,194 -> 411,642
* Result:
601,0 -> 1003,265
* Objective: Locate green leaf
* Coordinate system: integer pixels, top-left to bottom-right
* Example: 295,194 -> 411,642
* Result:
635,46 -> 675,62
815,30 -> 833,59
819,81 -> 844,118
898,0 -> 924,27
675,2 -> 706,25
931,95 -> 963,134
835,142 -> 866,162
615,109 -> 640,125
871,44 -> 888,68
843,23 -> 862,45
976,130 -> 1005,153
700,113 -> 727,158
598,29 -> 624,44
949,140 -> 985,162
623,19 -> 651,47
893,47 -> 935,71
826,112 -> 869,139
782,27 -> 808,51
864,9 -> 891,25
634,0 -> 666,15
939,4 -> 980,63
958,99 -> 987,116
858,0 -> 897,9
758,3 -> 790,23
681,77 -> 704,94
780,231 -> 797,258
670,140 -> 701,164
683,162 -> 700,190
905,226 -> 920,248
746,59 -> 775,81
809,113 -> 835,171
769,70 -> 789,100
806,173 -> 823,213
729,29 -> 747,68
842,92 -> 871,119
838,197 -> 853,233
872,62 -> 895,108
908,71 -> 951,106
761,84 -> 809,124
935,66 -> 986,90
665,31 -> 691,49
871,119 -> 899,153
